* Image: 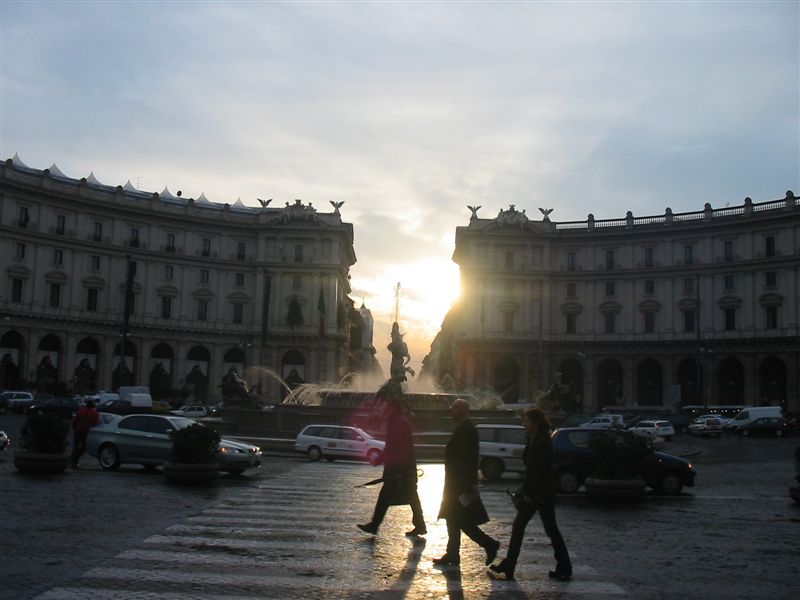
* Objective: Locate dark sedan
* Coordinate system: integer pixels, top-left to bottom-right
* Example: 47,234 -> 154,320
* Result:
737,417 -> 792,437
27,396 -> 82,418
552,427 -> 696,495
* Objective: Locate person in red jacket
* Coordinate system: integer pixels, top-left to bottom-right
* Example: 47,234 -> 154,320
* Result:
71,399 -> 100,469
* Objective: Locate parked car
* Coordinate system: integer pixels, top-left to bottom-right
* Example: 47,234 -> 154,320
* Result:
737,417 -> 791,437
0,391 -> 35,413
0,430 -> 9,451
628,420 -> 675,440
725,406 -> 783,431
294,424 -> 385,464
26,396 -> 82,418
86,414 -> 262,474
552,427 -> 696,495
477,423 -> 528,479
170,405 -> 209,419
693,414 -> 732,427
97,399 -> 151,415
688,417 -> 725,437
580,414 -> 625,429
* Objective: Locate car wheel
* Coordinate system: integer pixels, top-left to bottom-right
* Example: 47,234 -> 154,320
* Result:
741,429 -> 750,437
556,469 -> 581,494
659,472 -> 683,495
367,449 -> 382,465
480,458 -> 505,480
307,446 -> 322,461
99,444 -> 121,470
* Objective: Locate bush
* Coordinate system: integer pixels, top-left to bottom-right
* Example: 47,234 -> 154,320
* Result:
170,423 -> 220,464
589,430 -> 651,479
20,414 -> 69,454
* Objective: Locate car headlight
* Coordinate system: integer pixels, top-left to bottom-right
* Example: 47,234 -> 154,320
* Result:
219,446 -> 240,454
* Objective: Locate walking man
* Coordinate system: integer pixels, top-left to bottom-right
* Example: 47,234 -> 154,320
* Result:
434,398 -> 499,566
71,398 -> 100,468
358,381 -> 426,536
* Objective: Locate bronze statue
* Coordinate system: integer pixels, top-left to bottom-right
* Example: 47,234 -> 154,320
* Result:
387,322 -> 415,383
220,366 -> 262,409
73,358 -> 96,395
184,364 -> 208,403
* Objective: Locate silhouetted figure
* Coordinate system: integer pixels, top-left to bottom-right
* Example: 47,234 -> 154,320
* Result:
185,364 -> 208,403
0,353 -> 19,390
149,362 -> 171,401
434,398 -> 499,567
490,408 -> 572,581
35,355 -> 58,394
358,381 -> 426,536
72,358 -> 96,395
112,359 -> 133,391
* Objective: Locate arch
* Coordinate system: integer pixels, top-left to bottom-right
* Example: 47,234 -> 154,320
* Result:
717,357 -> 745,405
38,334 -> 62,353
636,358 -> 663,406
0,330 -> 25,390
557,358 -> 583,412
76,337 -> 100,354
151,343 -> 175,360
74,337 -> 100,394
187,345 -> 211,362
758,356 -> 786,406
597,358 -> 623,407
223,347 -> 246,363
492,355 -> 521,403
677,358 -> 702,406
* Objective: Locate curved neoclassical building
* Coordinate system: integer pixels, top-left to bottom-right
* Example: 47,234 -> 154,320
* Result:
424,193 -> 800,413
0,155 -> 374,401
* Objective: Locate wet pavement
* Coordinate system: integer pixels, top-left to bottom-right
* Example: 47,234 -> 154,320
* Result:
1,413 -> 798,599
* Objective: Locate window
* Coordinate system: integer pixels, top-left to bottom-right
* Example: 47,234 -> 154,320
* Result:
89,255 -> 101,271
49,283 -> 61,308
644,312 -> 655,333
52,249 -> 63,266
18,206 -> 30,227
164,265 -> 174,281
15,243 -> 25,259
765,236 -> 776,257
234,272 -> 245,287
765,271 -> 777,288
684,244 -> 694,265
683,310 -> 695,332
566,283 -> 576,297
236,242 -> 246,260
724,241 -> 734,262
197,300 -> 208,321
644,247 -> 654,267
294,244 -> 304,263
604,312 -> 616,334
605,282 -> 616,297
765,306 -> 778,329
293,275 -> 302,290
160,296 -> 172,319
684,278 -> 695,294
93,221 -> 103,241
503,311 -> 514,333
565,313 -> 576,334
201,238 -> 211,257
166,233 -> 176,252
130,227 -> 140,247
724,308 -> 736,331
200,269 -> 209,284
86,288 -> 98,312
56,214 -> 66,235
724,275 -> 735,292
606,249 -> 615,269
567,252 -> 576,271
644,280 -> 655,295
11,278 -> 23,302
505,251 -> 514,269
232,302 -> 244,324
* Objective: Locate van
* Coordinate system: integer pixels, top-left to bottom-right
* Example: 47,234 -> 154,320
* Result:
477,423 -> 528,480
726,406 -> 782,431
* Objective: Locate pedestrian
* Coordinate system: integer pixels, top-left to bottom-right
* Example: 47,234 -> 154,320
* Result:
357,381 -> 426,537
433,398 -> 499,567
489,407 -> 572,581
71,398 -> 100,469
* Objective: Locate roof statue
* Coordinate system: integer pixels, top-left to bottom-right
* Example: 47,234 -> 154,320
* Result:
495,204 -> 529,227
329,200 -> 344,216
258,198 -> 272,208
467,205 -> 482,220
281,199 -> 318,223
539,207 -> 553,222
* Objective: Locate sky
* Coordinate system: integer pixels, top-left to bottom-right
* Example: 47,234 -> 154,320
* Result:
1,1 -> 798,376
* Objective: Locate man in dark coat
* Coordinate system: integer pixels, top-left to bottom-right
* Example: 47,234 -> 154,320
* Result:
358,382 -> 426,536
434,398 -> 499,566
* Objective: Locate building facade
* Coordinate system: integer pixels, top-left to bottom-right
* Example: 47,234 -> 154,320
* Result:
423,193 -> 800,414
0,155 -> 368,402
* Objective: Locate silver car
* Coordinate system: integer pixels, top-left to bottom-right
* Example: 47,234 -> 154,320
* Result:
87,413 -> 261,475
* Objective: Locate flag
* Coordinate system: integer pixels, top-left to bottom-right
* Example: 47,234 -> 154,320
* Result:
318,284 -> 326,338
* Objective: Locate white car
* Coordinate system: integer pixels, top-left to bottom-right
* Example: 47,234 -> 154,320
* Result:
693,414 -> 732,427
294,424 -> 385,464
477,423 -> 528,480
581,414 -> 625,429
170,405 -> 209,419
628,420 -> 675,440
688,417 -> 725,437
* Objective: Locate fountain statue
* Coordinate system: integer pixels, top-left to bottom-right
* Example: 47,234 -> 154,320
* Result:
387,322 -> 415,383
219,366 -> 264,409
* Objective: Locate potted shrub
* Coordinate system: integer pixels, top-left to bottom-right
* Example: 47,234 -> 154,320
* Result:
584,430 -> 649,500
163,423 -> 220,484
14,413 -> 70,473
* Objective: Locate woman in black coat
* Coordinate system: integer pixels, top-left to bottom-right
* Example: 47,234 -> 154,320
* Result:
434,399 -> 499,566
489,407 -> 572,581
